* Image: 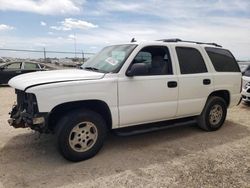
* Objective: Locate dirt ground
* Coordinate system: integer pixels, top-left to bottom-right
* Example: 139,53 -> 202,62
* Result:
0,86 -> 249,188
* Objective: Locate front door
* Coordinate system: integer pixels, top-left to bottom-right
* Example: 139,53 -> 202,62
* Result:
118,45 -> 178,127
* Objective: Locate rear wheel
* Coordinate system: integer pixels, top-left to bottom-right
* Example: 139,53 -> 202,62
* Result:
197,96 -> 227,131
56,109 -> 107,162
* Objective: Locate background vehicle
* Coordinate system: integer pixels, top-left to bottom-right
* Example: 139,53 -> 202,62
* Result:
0,61 -> 54,84
8,39 -> 242,161
238,61 -> 250,103
0,57 -> 5,65
238,61 -> 250,76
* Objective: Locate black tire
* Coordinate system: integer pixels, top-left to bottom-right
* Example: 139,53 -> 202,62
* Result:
197,96 -> 227,131
56,109 -> 107,162
243,101 -> 250,105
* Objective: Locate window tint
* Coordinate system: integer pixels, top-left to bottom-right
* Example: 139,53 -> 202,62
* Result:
205,47 -> 240,72
6,62 -> 21,69
134,51 -> 152,64
130,46 -> 173,75
176,47 -> 207,74
24,63 -> 39,70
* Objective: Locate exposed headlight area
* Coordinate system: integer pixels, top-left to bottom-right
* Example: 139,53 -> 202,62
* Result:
8,90 -> 47,132
15,89 -> 38,115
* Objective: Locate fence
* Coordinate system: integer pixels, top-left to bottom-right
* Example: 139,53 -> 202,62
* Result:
0,48 -> 95,63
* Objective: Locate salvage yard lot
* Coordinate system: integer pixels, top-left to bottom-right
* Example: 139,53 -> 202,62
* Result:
0,87 -> 249,188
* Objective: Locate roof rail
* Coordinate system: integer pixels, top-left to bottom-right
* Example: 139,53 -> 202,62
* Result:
157,38 -> 182,42
157,38 -> 222,47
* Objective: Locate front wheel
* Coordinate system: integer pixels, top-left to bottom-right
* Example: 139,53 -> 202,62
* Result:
56,109 -> 107,162
197,96 -> 227,131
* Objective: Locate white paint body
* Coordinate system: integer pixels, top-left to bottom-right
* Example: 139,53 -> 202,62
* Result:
8,42 -> 242,129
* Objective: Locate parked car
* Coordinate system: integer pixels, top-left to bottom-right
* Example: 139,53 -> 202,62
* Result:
0,61 -> 53,84
239,62 -> 250,103
0,57 -> 5,64
8,39 -> 242,161
238,62 -> 250,74
0,57 -> 6,67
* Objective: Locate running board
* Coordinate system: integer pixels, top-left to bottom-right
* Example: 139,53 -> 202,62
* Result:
113,117 -> 197,136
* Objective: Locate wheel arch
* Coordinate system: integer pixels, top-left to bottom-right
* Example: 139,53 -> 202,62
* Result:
207,90 -> 230,107
48,100 -> 112,132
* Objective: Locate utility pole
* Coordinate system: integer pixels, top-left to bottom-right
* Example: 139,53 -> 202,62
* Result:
82,50 -> 84,63
43,47 -> 46,63
74,33 -> 77,58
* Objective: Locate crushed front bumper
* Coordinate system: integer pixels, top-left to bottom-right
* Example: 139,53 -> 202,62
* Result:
8,104 -> 48,132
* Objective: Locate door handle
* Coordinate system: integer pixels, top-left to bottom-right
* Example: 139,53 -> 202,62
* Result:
203,79 -> 211,85
168,81 -> 177,88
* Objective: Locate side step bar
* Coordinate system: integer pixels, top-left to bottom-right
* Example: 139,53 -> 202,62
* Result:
113,117 -> 197,136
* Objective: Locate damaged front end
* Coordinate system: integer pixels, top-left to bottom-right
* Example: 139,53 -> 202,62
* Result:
8,89 -> 48,133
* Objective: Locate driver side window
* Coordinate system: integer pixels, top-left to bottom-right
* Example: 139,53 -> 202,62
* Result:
130,46 -> 173,75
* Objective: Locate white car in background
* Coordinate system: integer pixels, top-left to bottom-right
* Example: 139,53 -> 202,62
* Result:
242,76 -> 250,103
238,61 -> 250,103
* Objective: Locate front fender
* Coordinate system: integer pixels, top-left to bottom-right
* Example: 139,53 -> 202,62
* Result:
27,78 -> 119,128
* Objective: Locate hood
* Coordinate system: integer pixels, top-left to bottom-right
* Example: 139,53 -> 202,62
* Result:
8,69 -> 105,91
243,75 -> 250,82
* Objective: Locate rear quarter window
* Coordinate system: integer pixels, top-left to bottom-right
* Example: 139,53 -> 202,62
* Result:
176,47 -> 207,74
205,47 -> 240,72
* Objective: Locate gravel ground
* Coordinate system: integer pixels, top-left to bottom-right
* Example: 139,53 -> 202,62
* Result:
0,86 -> 249,188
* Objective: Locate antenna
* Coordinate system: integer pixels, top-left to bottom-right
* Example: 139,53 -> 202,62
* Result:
131,38 -> 137,43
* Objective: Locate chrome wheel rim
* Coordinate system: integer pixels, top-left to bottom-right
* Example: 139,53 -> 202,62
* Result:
209,104 -> 223,126
69,121 -> 98,152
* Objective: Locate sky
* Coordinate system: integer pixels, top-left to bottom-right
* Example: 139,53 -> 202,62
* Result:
0,0 -> 249,60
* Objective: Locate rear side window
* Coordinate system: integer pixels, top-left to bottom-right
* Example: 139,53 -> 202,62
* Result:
176,47 -> 207,74
205,47 -> 240,72
24,62 -> 39,70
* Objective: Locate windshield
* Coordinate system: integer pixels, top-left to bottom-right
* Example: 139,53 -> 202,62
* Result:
81,44 -> 137,73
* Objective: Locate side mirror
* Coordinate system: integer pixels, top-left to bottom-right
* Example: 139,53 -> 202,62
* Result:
126,63 -> 148,77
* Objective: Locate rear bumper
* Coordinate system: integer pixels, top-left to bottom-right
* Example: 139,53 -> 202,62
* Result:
8,105 -> 48,132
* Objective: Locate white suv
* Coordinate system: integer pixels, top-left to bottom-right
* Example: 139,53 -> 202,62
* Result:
8,39 -> 242,161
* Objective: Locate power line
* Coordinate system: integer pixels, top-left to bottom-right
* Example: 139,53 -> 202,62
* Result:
0,48 -> 95,55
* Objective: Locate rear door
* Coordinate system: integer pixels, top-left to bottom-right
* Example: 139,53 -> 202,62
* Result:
174,46 -> 214,117
205,47 -> 242,106
22,62 -> 41,74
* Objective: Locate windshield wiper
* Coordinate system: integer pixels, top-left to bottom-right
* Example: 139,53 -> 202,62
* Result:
83,66 -> 108,73
83,66 -> 100,71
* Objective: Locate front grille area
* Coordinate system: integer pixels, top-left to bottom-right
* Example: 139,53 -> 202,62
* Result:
247,88 -> 250,93
15,89 -> 38,115
15,89 -> 26,111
